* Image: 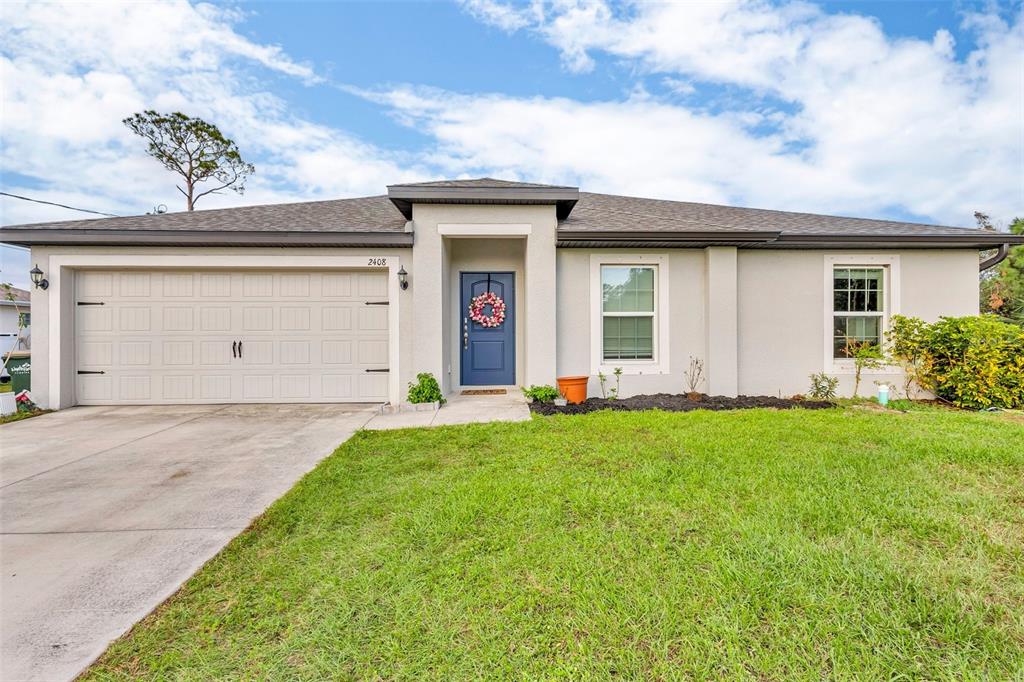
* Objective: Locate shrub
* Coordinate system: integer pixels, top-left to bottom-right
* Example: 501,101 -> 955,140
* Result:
521,385 -> 561,403
407,372 -> 445,405
887,315 -> 1024,409
842,339 -> 885,398
808,373 -> 839,401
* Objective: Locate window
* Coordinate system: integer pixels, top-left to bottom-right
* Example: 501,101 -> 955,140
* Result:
18,312 -> 30,327
601,265 -> 655,360
832,267 -> 885,358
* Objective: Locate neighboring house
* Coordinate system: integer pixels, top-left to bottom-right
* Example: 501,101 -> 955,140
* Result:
1,178 -> 1021,410
0,286 -> 30,352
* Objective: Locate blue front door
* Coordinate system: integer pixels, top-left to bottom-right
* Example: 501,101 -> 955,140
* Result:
461,272 -> 515,386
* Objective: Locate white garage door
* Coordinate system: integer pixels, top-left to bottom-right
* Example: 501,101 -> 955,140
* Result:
75,270 -> 390,404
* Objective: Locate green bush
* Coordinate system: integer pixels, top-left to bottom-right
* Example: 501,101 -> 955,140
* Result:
521,385 -> 561,403
807,372 -> 839,401
407,372 -> 445,405
887,315 -> 1024,409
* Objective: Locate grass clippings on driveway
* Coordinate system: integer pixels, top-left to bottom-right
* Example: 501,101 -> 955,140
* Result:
87,408 -> 1024,680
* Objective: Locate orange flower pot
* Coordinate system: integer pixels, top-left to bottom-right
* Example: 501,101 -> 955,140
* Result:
556,375 -> 589,404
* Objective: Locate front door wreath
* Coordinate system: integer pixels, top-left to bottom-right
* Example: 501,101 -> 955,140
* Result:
468,291 -> 506,328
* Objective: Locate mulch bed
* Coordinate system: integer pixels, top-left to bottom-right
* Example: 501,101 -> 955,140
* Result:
529,393 -> 835,415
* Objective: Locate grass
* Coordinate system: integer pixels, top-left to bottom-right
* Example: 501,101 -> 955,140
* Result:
0,408 -> 49,424
87,408 -> 1024,680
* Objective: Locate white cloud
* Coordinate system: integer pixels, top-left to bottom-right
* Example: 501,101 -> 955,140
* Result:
455,0 -> 1024,225
0,0 -> 420,225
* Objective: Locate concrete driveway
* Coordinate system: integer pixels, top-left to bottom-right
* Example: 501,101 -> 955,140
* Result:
0,403 -> 376,682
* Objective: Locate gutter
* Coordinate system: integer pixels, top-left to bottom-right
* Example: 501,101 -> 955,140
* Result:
979,243 -> 1011,271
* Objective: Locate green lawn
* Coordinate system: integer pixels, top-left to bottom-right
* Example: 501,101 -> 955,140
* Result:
88,408 -> 1024,680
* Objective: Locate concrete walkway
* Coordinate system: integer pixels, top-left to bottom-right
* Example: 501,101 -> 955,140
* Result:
0,404 -> 376,682
363,392 -> 532,430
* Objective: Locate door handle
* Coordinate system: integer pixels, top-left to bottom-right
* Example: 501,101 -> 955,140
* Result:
238,341 -> 243,358
463,317 -> 469,350
232,341 -> 237,358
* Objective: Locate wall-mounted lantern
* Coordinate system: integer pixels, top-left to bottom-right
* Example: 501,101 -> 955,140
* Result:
397,266 -> 409,291
30,265 -> 48,290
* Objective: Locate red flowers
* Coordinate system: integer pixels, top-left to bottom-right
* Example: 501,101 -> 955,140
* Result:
469,291 -> 506,328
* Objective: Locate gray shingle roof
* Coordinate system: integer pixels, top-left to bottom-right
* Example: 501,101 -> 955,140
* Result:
3,178 -> 1019,248
1,195 -> 406,233
561,192 -> 984,237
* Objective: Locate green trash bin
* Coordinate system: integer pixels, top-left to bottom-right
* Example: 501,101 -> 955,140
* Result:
3,352 -> 30,394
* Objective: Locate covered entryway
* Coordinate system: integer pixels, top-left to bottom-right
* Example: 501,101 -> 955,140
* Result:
74,269 -> 390,404
460,271 -> 515,385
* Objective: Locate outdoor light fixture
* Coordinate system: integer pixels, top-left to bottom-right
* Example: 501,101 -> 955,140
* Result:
30,265 -> 48,290
397,266 -> 409,290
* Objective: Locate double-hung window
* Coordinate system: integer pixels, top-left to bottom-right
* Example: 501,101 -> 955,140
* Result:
832,267 -> 885,358
601,265 -> 655,361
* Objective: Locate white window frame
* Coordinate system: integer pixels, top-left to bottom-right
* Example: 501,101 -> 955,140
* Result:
590,254 -> 670,375
823,254 -> 900,374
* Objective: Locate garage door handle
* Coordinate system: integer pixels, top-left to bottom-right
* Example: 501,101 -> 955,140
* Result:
365,301 -> 389,306
77,370 -> 105,375
76,301 -> 104,306
232,341 -> 237,358
238,341 -> 243,358
365,368 -> 389,373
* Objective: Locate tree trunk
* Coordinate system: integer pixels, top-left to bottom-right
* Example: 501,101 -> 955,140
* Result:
186,180 -> 194,211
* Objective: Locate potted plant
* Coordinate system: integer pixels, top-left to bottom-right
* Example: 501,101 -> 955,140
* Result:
556,375 -> 589,404
407,372 -> 445,411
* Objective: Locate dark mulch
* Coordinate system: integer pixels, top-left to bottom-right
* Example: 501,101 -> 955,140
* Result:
530,393 -> 835,415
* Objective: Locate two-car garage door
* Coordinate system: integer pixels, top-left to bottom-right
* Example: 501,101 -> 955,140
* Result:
75,270 -> 390,404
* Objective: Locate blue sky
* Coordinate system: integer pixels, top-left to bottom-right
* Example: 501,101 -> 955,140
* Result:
1,0 -> 1022,287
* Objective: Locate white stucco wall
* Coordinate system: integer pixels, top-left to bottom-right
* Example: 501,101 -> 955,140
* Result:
559,247 -> 980,399
411,204 -> 558,393
27,235 -> 982,409
737,248 -> 979,397
557,249 -> 707,398
28,245 -> 414,409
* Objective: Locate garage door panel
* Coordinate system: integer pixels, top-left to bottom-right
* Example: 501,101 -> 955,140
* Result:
78,272 -> 113,297
200,375 -> 232,400
358,307 -> 388,331
79,341 -> 113,367
162,375 -> 193,400
79,375 -> 112,401
79,307 -> 112,332
120,342 -> 152,366
280,340 -> 311,365
163,273 -> 194,297
163,307 -> 194,331
76,269 -> 390,404
200,341 -> 232,366
119,307 -> 151,332
120,273 -> 152,297
358,273 -> 388,297
121,376 -> 152,401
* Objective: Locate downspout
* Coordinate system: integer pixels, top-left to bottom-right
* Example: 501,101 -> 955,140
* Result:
979,244 -> 1010,271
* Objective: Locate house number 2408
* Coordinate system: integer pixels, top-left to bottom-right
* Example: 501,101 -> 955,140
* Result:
367,258 -> 387,266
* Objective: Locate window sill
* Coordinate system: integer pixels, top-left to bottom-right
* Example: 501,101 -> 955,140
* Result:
595,361 -> 667,376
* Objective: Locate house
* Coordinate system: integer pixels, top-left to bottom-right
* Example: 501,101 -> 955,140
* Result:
0,286 -> 30,352
1,178 -> 1020,410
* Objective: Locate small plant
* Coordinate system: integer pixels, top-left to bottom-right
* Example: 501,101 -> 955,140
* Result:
808,372 -> 839,401
842,339 -> 885,398
596,368 -> 623,399
407,372 -> 445,405
521,385 -> 560,403
684,356 -> 705,396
